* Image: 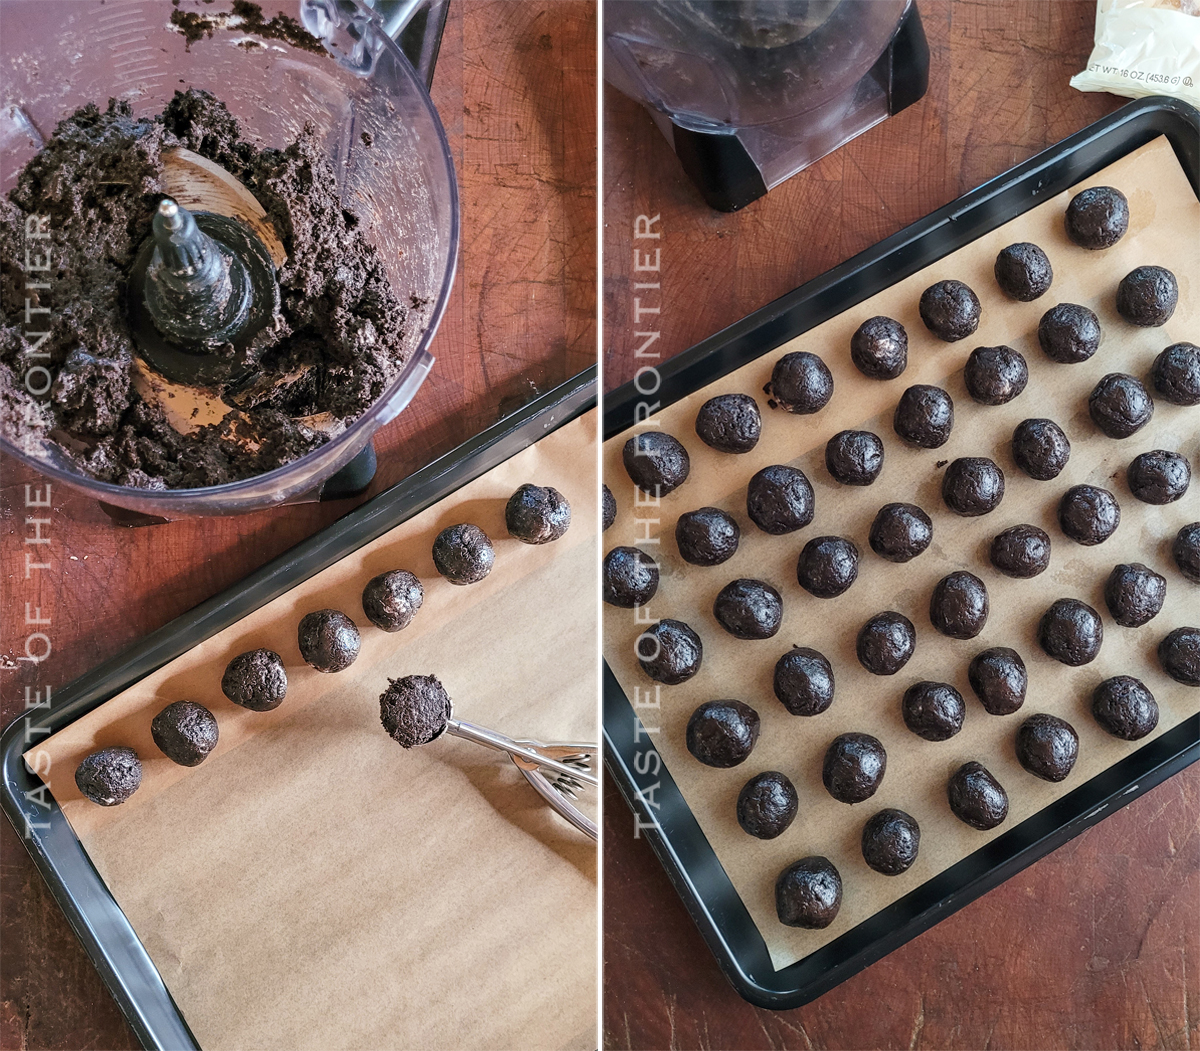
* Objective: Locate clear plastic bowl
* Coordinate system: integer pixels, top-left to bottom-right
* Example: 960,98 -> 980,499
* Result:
0,0 -> 459,515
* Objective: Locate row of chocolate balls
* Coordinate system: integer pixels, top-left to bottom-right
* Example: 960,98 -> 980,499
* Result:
71,484 -> 572,807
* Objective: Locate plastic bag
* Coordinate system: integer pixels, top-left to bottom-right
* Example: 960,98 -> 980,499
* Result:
1071,0 -> 1200,108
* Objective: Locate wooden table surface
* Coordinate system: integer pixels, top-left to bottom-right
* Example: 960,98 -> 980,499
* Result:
0,3 -> 595,1047
602,3 -> 1198,1049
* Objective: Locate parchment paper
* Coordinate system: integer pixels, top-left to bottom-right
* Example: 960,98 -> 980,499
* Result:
29,410 -> 599,1051
603,137 -> 1199,972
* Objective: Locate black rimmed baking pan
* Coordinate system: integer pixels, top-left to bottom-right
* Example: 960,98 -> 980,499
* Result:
602,95 -> 1200,1011
1,365 -> 595,1051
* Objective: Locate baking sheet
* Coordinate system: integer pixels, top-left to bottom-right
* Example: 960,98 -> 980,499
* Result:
603,136 -> 1199,972
27,410 -> 599,1051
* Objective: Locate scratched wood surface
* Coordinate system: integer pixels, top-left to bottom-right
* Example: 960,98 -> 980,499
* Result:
0,3 -> 595,1048
602,2 -> 1198,1049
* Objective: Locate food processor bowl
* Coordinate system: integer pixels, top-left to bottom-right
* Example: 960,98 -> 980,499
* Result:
0,0 -> 459,516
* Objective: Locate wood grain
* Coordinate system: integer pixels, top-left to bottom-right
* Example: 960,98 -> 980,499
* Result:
602,2 -> 1197,1048
0,3 -> 595,1048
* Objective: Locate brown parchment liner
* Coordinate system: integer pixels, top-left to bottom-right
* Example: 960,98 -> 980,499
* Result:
603,138 -> 1199,972
28,411 -> 599,1051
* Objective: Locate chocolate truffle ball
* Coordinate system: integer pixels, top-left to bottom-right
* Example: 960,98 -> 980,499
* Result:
1104,563 -> 1167,628
1011,418 -> 1071,480
1174,522 -> 1200,583
737,771 -> 799,839
637,619 -> 703,685
746,464 -> 815,535
796,536 -> 859,599
298,609 -> 361,673
221,649 -> 288,711
432,524 -> 496,585
379,674 -> 452,748
695,393 -> 762,453
1151,342 -> 1200,405
920,279 -> 981,342
990,524 -> 1052,578
1058,485 -> 1121,546
1015,713 -> 1079,783
968,647 -> 1027,715
75,747 -> 142,807
768,351 -> 834,414
1089,373 -> 1154,439
964,346 -> 1029,405
1117,265 -> 1178,327
773,646 -> 836,716
994,242 -> 1053,301
505,483 -> 571,544
825,429 -> 885,486
622,431 -> 690,496
362,570 -> 424,632
713,578 -> 783,640
823,732 -> 887,804
857,611 -> 916,675
602,484 -> 616,531
868,503 -> 933,563
929,571 -> 989,640
1038,303 -> 1101,364
1092,676 -> 1159,740
861,808 -> 921,876
603,546 -> 659,607
942,457 -> 1005,517
902,681 -> 966,741
776,856 -> 842,929
686,700 -> 760,767
850,316 -> 908,380
948,762 -> 1008,830
1159,627 -> 1200,686
1065,185 -> 1129,249
893,385 -> 954,448
151,701 -> 219,767
1039,598 -> 1104,666
1127,450 -> 1191,505
675,508 -> 740,567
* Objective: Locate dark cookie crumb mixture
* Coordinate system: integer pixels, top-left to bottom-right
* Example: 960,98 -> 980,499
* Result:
1152,342 -> 1200,405
1104,562 -> 1167,628
1065,186 -> 1128,250
1159,626 -> 1200,686
796,535 -> 859,598
361,570 -> 423,633
1038,303 -> 1100,364
221,648 -> 288,711
712,578 -> 783,640
850,316 -> 907,380
902,681 -> 966,741
1127,450 -> 1191,505
602,483 -> 616,531
1092,676 -> 1159,741
695,393 -> 761,453
990,524 -> 1051,579
1174,523 -> 1200,583
1011,418 -> 1071,480
75,746 -> 142,807
994,242 -> 1053,301
942,457 -> 1005,517
0,91 -> 413,488
1058,484 -> 1120,546
857,611 -> 916,675
822,732 -> 887,804
929,570 -> 989,640
745,464 -> 815,535
432,524 -> 495,585
868,502 -> 932,563
947,761 -> 1008,830
622,431 -> 690,496
919,279 -> 981,342
602,546 -> 659,607
637,619 -> 703,685
1015,713 -> 1079,783
776,856 -> 842,929
1088,373 -> 1154,439
893,384 -> 954,449
1039,597 -> 1103,666
686,699 -> 760,768
151,700 -> 219,767
825,429 -> 884,486
737,770 -> 798,839
676,507 -> 740,566
505,483 -> 571,544
1116,265 -> 1178,327
379,674 -> 452,749
298,609 -> 361,673
963,345 -> 1028,405
773,646 -> 835,716
861,808 -> 921,876
766,351 -> 834,414
968,647 -> 1027,715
